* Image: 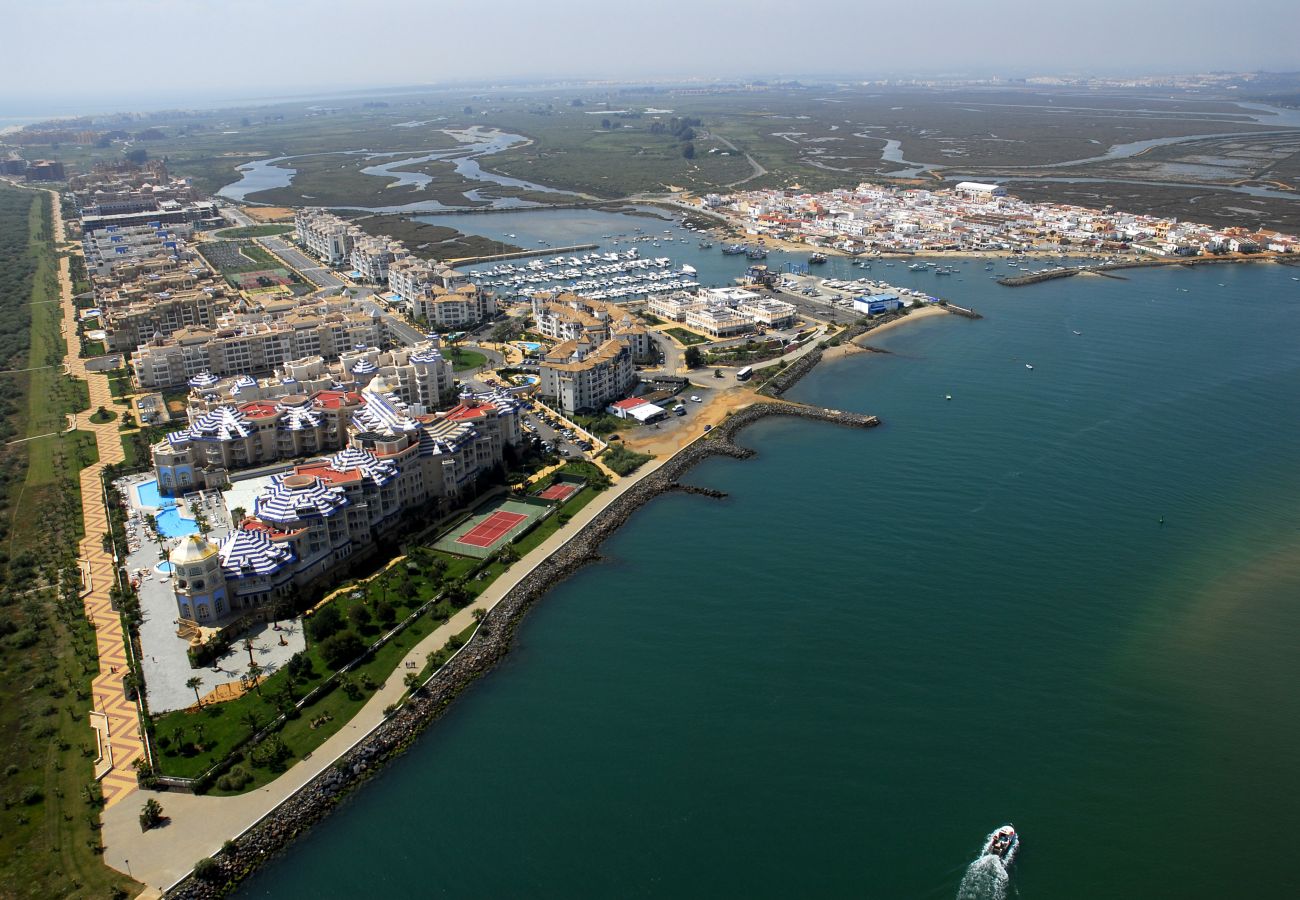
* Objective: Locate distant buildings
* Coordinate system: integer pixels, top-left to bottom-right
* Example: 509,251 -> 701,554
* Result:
709,182 -> 1292,258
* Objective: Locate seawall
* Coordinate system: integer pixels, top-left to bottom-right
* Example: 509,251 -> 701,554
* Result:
998,253 -> 1281,286
164,402 -> 877,898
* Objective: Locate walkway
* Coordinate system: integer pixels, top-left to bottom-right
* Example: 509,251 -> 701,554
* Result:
42,188 -> 147,809
100,452 -> 679,892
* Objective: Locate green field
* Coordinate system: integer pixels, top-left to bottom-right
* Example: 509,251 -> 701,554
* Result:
665,327 -> 710,346
351,214 -> 522,262
0,184 -> 135,899
213,224 -> 294,239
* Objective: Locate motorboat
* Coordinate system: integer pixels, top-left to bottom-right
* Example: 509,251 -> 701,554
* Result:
983,825 -> 1019,864
1025,363 -> 1034,370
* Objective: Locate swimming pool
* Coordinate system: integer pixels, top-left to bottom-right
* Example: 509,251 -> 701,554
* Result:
136,479 -> 200,539
513,341 -> 543,353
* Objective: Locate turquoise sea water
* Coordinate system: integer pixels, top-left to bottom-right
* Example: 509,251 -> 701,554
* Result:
239,260 -> 1300,898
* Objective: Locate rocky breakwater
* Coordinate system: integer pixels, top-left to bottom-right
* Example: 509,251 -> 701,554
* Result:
166,401 -> 877,899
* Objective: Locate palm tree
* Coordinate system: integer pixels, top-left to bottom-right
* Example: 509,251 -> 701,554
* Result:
241,710 -> 260,736
246,662 -> 263,695
243,637 -> 256,666
186,676 -> 203,708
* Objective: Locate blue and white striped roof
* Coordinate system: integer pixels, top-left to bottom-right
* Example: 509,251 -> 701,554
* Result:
254,475 -> 348,523
351,359 -> 378,376
188,371 -> 220,389
329,447 -> 399,485
188,406 -> 252,441
410,348 -> 445,365
277,404 -> 324,431
354,382 -> 419,434
219,529 -> 296,579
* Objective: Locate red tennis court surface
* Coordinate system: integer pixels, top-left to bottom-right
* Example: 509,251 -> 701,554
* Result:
455,511 -> 529,548
537,483 -> 578,501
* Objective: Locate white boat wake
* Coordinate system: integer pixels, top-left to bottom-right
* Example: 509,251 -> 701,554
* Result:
957,854 -> 1009,900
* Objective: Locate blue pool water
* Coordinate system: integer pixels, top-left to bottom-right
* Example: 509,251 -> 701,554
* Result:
515,341 -> 542,352
136,480 -> 199,538
155,561 -> 174,574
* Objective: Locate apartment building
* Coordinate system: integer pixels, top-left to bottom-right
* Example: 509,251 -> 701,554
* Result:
530,293 -> 654,362
350,235 -> 408,283
131,301 -> 384,389
538,337 -> 636,414
295,208 -> 363,266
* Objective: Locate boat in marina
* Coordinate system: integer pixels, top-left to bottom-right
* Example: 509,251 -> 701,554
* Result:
722,244 -> 747,255
746,246 -> 768,260
698,241 -> 714,249
809,252 -> 828,264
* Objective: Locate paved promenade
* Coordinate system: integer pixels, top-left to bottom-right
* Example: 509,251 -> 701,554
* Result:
42,189 -> 147,810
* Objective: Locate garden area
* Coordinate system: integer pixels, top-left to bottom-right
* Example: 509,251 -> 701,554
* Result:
147,467 -> 605,794
601,444 -> 654,477
665,326 -> 711,346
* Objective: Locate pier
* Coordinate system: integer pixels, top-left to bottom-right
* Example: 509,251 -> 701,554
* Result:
997,253 -> 1282,287
448,243 -> 600,266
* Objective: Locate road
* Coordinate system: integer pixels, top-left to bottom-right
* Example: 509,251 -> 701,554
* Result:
714,134 -> 768,188
258,236 -> 344,288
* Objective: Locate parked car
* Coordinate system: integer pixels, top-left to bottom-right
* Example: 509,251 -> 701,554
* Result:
690,396 -> 702,403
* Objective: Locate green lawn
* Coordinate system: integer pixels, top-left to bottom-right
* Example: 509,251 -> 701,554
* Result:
665,327 -> 711,346
449,348 -> 488,371
212,224 -> 294,239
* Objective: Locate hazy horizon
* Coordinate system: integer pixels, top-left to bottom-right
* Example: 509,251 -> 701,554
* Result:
3,0 -> 1297,115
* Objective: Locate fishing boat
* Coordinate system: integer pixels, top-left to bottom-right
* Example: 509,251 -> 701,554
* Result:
1072,330 -> 1082,335
722,244 -> 747,256
809,252 -> 828,264
1025,363 -> 1034,370
746,246 -> 768,260
983,825 -> 1019,864
698,241 -> 713,249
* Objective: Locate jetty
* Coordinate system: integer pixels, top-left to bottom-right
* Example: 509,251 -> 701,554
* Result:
998,253 -> 1282,287
447,242 -> 599,265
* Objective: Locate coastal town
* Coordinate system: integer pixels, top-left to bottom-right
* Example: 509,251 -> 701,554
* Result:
2,84 -> 1299,900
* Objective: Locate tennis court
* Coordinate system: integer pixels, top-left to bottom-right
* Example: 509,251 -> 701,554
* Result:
537,482 -> 579,502
432,497 -> 549,558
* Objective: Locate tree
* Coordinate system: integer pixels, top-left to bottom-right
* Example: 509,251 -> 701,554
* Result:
246,662 -> 263,694
681,142 -> 696,160
320,631 -> 366,670
347,603 -> 372,631
124,147 -> 148,165
241,710 -> 260,736
375,599 -> 397,626
600,118 -> 612,129
403,671 -> 423,694
186,676 -> 203,708
307,604 -> 344,642
684,346 -> 704,369
139,797 -> 164,831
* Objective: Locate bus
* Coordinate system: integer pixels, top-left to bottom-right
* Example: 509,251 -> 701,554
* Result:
736,366 -> 753,382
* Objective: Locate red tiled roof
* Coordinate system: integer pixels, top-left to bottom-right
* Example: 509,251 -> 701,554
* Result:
312,390 -> 363,410
294,462 -> 361,485
239,401 -> 280,419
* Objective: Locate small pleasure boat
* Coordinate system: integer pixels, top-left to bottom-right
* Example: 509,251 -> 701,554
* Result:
983,825 -> 1019,864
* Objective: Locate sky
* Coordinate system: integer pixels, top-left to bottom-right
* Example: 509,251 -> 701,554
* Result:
2,0 -> 1297,112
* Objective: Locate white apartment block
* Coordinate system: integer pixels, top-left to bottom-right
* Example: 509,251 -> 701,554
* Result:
538,337 -> 637,414
295,209 -> 363,266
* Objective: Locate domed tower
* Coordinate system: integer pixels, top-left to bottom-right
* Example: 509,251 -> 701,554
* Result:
171,534 -> 229,625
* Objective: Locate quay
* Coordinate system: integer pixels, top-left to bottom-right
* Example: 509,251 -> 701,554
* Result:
998,252 -> 1282,286
448,242 -> 600,265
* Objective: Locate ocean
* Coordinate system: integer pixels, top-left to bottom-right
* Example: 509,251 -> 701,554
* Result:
237,239 -> 1300,897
